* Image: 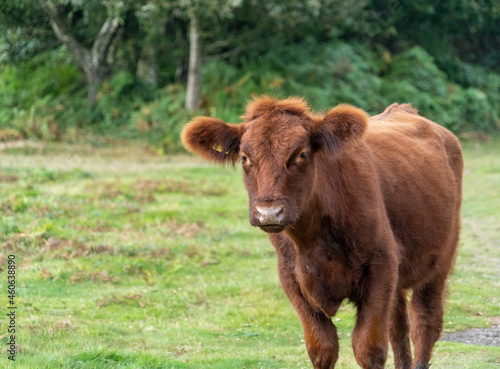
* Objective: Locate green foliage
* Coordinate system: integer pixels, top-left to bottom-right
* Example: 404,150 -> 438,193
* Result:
130,85 -> 193,153
382,47 -> 498,131
201,43 -> 500,132
0,47 -> 83,139
1,40 -> 499,146
387,46 -> 448,97
0,0 -> 499,145
96,70 -> 154,131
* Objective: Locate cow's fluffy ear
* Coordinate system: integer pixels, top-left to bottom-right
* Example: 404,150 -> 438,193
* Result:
312,104 -> 368,154
181,117 -> 245,165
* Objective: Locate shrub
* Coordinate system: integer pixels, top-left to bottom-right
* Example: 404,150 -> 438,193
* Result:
382,47 -> 499,131
130,84 -> 193,153
1,42 -> 498,146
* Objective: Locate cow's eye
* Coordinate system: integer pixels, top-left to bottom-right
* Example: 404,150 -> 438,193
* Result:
241,156 -> 248,164
287,151 -> 308,170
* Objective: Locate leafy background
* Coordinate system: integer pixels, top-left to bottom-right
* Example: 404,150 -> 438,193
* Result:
0,0 -> 499,150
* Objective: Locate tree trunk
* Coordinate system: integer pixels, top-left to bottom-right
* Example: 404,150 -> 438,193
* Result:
185,15 -> 202,111
136,44 -> 158,87
83,60 -> 109,103
43,1 -> 121,103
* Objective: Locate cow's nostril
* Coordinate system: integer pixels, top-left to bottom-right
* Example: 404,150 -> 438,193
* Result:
255,206 -> 284,225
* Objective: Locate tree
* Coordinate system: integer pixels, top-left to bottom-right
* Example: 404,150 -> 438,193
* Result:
178,0 -> 243,111
0,1 -> 58,64
185,15 -> 202,110
135,1 -> 172,87
41,0 -> 124,102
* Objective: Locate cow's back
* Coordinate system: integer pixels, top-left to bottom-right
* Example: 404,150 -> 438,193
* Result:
365,104 -> 463,289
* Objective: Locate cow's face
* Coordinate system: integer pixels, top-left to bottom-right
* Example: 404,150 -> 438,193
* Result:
238,109 -> 316,233
182,96 -> 367,233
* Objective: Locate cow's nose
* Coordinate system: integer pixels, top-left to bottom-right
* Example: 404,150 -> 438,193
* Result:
255,206 -> 284,225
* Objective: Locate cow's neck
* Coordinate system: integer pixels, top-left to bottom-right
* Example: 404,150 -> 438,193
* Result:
284,193 -> 324,248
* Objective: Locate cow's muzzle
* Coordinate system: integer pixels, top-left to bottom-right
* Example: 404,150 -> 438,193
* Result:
253,203 -> 286,233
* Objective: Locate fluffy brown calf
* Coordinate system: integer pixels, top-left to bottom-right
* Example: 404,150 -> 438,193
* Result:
182,96 -> 463,369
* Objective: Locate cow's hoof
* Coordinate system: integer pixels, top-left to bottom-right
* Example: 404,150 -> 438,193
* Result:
413,363 -> 429,369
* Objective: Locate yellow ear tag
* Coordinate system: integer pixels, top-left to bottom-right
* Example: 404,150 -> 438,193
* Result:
213,143 -> 229,155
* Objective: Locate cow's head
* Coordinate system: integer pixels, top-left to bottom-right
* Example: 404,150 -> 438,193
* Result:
182,96 -> 368,233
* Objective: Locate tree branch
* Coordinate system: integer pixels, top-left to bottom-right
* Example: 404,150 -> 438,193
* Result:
205,39 -> 263,61
91,17 -> 122,67
205,29 -> 261,54
42,0 -> 89,69
186,15 -> 202,110
42,0 -> 122,102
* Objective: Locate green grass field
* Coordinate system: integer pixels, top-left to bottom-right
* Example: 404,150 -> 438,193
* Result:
0,138 -> 499,368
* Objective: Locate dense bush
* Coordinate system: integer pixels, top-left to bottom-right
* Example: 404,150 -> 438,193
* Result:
201,43 -> 500,133
1,42 -> 499,149
0,48 -> 82,139
1,0 -> 498,149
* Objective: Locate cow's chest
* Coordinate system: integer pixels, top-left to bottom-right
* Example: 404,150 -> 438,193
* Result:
295,247 -> 353,318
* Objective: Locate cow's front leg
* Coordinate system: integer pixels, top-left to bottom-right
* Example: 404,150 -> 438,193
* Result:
274,239 -> 339,369
351,261 -> 397,369
352,303 -> 390,369
298,308 -> 339,369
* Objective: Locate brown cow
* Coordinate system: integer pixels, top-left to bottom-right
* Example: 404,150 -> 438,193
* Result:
181,96 -> 463,369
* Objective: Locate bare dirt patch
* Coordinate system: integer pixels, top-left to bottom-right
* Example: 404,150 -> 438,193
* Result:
68,269 -> 120,284
1,236 -> 117,262
0,171 -> 19,182
83,178 -> 227,206
0,140 -> 44,151
96,293 -> 145,307
441,324 -> 500,347
161,220 -> 205,238
41,237 -> 116,259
